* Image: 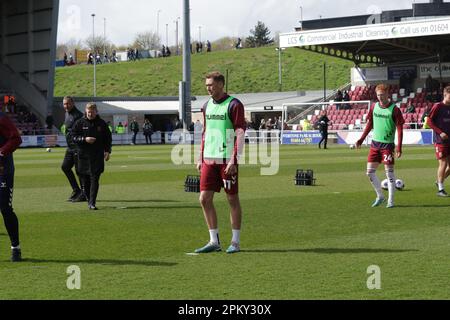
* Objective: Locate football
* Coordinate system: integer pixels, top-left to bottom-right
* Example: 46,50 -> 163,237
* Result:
46,148 -> 52,152
381,178 -> 389,190
395,179 -> 405,190
349,144 -> 355,149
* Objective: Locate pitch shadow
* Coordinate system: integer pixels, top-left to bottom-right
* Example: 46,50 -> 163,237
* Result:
394,204 -> 450,208
23,258 -> 177,267
242,248 -> 418,254
98,199 -> 180,203
107,205 -> 199,210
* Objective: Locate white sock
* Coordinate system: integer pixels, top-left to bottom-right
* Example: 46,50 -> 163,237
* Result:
209,229 -> 219,244
385,167 -> 396,204
438,182 -> 444,191
231,229 -> 240,244
367,167 -> 384,199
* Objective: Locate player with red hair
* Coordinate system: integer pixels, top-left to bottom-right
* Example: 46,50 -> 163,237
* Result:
356,84 -> 405,208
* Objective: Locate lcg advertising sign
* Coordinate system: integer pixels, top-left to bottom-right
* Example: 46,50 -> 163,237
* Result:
280,17 -> 450,48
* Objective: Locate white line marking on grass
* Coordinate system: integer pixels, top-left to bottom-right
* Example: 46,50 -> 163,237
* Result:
116,207 -> 128,209
121,166 -> 128,168
128,157 -> 153,160
333,192 -> 341,194
185,253 -> 199,256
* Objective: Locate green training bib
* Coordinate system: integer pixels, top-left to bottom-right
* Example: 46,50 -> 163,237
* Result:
204,96 -> 235,159
372,102 -> 396,143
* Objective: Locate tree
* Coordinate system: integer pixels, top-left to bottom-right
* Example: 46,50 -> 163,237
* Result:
57,38 -> 84,59
85,35 -> 111,54
132,31 -> 161,50
246,21 -> 274,48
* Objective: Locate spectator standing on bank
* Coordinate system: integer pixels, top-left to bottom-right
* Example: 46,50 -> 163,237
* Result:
143,119 -> 153,145
130,118 -> 139,145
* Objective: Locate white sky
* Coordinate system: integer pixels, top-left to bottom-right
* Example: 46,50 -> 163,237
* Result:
57,0 -> 417,47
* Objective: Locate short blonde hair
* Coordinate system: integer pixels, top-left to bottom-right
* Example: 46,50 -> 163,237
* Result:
205,71 -> 225,85
85,102 -> 97,110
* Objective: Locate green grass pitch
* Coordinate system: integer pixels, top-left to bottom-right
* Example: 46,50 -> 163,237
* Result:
1,144 -> 449,299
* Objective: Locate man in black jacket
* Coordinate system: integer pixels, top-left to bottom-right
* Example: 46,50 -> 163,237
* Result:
61,96 -> 85,202
130,117 -> 139,145
317,110 -> 331,149
72,103 -> 112,210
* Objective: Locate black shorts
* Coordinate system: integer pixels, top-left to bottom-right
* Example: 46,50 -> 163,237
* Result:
0,174 -> 14,209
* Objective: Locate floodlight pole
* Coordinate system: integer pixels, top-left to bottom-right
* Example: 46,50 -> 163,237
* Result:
92,13 -> 96,97
300,6 -> 303,30
157,9 -> 161,43
174,17 -> 180,55
166,23 -> 169,47
103,18 -> 106,56
277,47 -> 282,92
181,0 -> 192,129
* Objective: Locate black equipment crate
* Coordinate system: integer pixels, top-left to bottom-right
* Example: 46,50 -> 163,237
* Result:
295,169 -> 316,186
185,175 -> 200,193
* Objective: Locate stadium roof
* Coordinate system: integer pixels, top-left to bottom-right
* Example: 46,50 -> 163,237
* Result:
280,17 -> 450,65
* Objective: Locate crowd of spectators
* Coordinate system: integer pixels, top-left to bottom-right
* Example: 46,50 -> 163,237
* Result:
63,40 -> 213,66
1,95 -> 49,135
86,50 -> 119,64
63,52 -> 75,66
192,40 -> 212,54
